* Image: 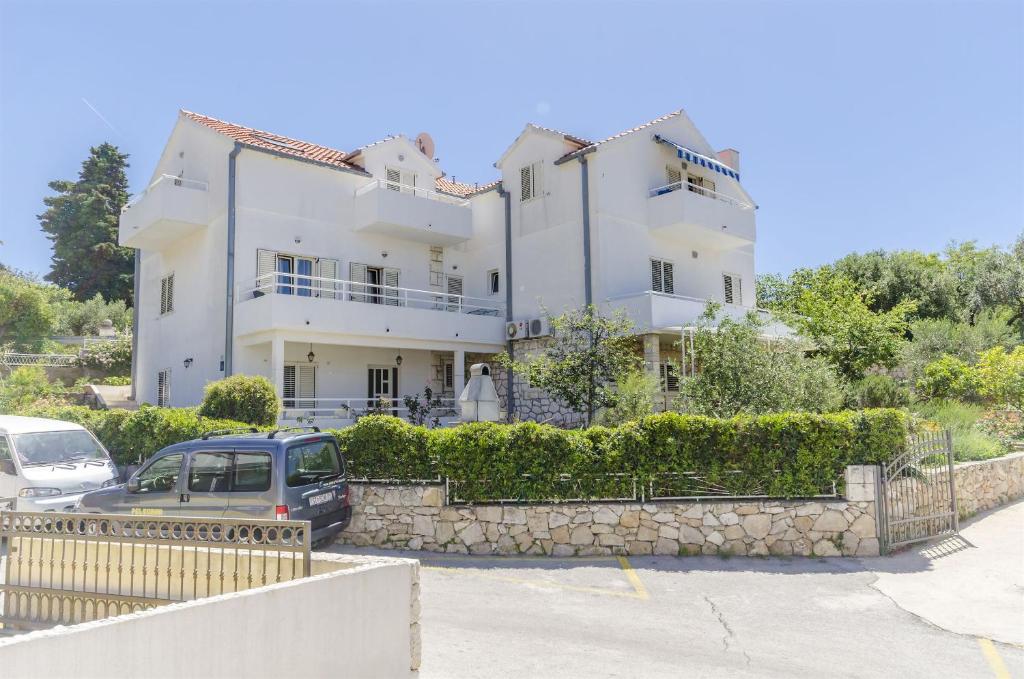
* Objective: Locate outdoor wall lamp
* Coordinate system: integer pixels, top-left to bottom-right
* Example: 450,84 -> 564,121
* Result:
183,358 -> 193,369
307,343 -> 316,363
395,354 -> 403,366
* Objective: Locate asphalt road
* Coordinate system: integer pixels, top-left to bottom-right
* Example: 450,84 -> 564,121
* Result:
332,500 -> 1024,679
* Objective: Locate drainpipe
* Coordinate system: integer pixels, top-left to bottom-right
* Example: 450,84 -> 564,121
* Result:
499,185 -> 515,422
130,248 -> 140,401
224,142 -> 242,376
579,155 -> 593,308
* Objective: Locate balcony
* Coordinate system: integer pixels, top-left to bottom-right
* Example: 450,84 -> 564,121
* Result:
647,182 -> 755,248
604,290 -> 791,337
234,272 -> 507,349
119,174 -> 209,249
353,179 -> 473,245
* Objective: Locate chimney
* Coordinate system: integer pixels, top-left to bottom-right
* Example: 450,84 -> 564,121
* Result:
716,149 -> 740,173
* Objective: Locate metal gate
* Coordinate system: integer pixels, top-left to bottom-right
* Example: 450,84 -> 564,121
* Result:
879,430 -> 958,553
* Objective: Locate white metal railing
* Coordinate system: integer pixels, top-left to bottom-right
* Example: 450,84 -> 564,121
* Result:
0,353 -> 79,367
240,272 -> 505,317
121,174 -> 209,213
606,289 -> 771,316
648,181 -> 753,210
280,397 -> 458,420
355,178 -> 470,207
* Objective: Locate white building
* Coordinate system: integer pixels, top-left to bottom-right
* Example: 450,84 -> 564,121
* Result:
122,108 -> 769,426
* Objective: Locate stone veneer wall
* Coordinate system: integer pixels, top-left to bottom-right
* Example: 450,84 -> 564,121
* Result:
337,466 -> 881,557
953,451 -> 1024,519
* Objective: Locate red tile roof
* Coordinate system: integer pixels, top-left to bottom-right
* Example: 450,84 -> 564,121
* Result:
435,177 -> 500,198
181,110 -> 364,172
557,110 -> 684,162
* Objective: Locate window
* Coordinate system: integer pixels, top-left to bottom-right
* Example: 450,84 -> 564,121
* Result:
286,440 -> 344,487
659,363 -> 680,392
687,174 -> 716,198
160,273 -> 175,315
256,250 -> 338,299
446,275 -> 463,311
651,259 -> 675,294
666,165 -> 682,189
520,162 -> 541,202
723,273 -> 742,305
157,369 -> 171,407
136,453 -> 183,494
349,262 -> 399,305
12,430 -> 106,465
0,437 -> 11,463
487,269 -> 500,296
283,364 -> 316,409
233,452 -> 272,492
385,167 -> 417,193
189,452 -> 233,493
442,359 -> 455,391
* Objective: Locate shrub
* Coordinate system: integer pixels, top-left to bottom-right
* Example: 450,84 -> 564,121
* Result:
976,346 -> 1024,410
78,334 -> 132,376
917,355 -> 980,401
331,415 -> 433,480
596,370 -> 661,426
912,399 -> 1008,462
850,374 -> 910,408
198,375 -> 279,426
0,366 -> 63,412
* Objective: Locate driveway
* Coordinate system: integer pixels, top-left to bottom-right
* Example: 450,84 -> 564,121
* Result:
329,500 -> 1024,678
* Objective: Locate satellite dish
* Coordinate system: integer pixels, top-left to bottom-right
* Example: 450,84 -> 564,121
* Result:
415,132 -> 435,160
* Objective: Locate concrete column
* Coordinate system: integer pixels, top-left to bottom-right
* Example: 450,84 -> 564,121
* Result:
453,349 -> 466,396
642,334 -> 661,375
270,337 -> 285,399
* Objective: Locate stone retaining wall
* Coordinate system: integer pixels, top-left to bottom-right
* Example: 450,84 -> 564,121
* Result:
337,466 -> 881,557
954,451 -> 1024,519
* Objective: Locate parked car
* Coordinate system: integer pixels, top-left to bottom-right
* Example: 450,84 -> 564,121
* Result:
0,416 -> 120,512
76,427 -> 351,545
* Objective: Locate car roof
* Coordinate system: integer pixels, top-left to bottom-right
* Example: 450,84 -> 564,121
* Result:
188,431 -> 331,448
0,415 -> 88,436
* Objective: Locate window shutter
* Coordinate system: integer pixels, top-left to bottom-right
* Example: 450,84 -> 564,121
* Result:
659,363 -> 679,392
157,370 -> 170,407
383,267 -> 400,306
391,367 -> 399,399
317,258 -> 339,299
531,162 -> 541,198
444,362 -> 454,390
166,274 -> 174,313
297,365 -> 316,409
446,275 -> 463,312
401,170 -> 417,195
257,249 -> 276,295
734,276 -> 742,305
704,178 -> 716,195
651,259 -> 663,293
283,365 -> 296,407
520,165 -> 533,201
662,261 -> 674,295
160,277 -> 168,314
723,274 -> 735,304
386,167 -> 401,191
349,262 -> 368,303
666,166 -> 682,188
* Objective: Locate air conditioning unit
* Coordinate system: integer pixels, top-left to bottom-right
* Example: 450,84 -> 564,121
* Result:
506,321 -> 528,340
528,318 -> 551,338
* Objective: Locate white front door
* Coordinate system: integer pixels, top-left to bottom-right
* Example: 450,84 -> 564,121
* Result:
367,367 -> 397,407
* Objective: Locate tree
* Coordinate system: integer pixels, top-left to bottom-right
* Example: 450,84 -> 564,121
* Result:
945,240 -> 1019,326
39,143 -> 133,304
784,271 -> 916,381
678,305 -> 846,418
596,369 -> 662,426
975,346 -> 1024,411
0,270 -> 56,350
832,249 -> 958,321
501,306 -> 640,426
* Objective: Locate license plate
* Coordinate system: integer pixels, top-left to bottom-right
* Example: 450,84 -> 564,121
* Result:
308,491 -> 335,507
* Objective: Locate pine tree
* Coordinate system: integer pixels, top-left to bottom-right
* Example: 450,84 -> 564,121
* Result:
39,143 -> 133,304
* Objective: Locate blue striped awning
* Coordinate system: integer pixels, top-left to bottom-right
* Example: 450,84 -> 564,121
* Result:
653,134 -> 740,182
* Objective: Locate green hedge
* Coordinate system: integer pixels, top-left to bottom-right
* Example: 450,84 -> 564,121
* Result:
21,404 -> 254,466
333,410 -> 907,501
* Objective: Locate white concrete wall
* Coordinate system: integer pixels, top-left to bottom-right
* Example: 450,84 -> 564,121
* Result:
0,553 -> 420,679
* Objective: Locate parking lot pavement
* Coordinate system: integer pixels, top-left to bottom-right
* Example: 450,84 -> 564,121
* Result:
326,502 -> 1024,679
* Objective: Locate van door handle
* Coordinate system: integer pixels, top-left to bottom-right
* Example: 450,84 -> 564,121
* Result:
180,493 -> 190,503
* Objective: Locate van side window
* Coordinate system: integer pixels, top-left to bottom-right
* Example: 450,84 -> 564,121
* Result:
233,452 -> 272,492
286,441 -> 343,487
0,437 -> 11,461
136,454 -> 183,493
188,452 -> 232,493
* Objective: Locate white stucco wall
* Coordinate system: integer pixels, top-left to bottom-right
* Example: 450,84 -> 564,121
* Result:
0,553 -> 420,679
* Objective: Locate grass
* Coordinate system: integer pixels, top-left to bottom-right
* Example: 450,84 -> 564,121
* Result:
912,399 -> 1008,462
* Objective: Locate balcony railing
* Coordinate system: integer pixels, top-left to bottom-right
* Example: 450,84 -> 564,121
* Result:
280,396 -> 458,421
648,181 -> 754,210
121,174 -> 209,213
240,272 -> 505,317
355,178 -> 470,207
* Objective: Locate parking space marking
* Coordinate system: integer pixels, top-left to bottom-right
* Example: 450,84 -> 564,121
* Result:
978,638 -> 1011,679
617,556 -> 649,600
424,558 -> 649,600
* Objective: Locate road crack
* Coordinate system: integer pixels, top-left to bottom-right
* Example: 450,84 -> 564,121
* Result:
703,595 -> 751,667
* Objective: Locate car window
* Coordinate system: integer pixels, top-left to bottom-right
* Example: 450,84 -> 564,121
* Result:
11,430 -> 107,466
188,452 -> 233,493
136,454 -> 183,493
0,437 -> 11,461
286,440 -> 343,487
233,452 -> 272,492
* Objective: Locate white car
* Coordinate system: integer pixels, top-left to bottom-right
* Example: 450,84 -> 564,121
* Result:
0,416 -> 119,512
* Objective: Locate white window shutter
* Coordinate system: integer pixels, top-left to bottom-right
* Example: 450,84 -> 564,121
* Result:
401,170 -> 417,195
723,274 -> 735,304
257,249 -> 276,295
704,178 -> 716,195
283,365 -> 296,406
651,259 -> 663,293
734,277 -> 742,305
531,162 -> 541,198
297,365 -> 316,409
166,274 -> 174,313
520,165 -> 532,201
317,258 -> 339,299
157,370 -> 170,407
666,166 -> 682,188
444,362 -> 454,390
446,275 -> 463,312
383,267 -> 400,306
349,262 -> 368,302
160,277 -> 168,314
386,167 -> 401,191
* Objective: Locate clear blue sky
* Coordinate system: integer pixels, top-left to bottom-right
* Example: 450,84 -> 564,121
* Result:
1,0 -> 1021,280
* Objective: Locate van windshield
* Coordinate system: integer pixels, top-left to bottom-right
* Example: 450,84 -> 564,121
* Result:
286,439 -> 344,487
12,430 -> 109,466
